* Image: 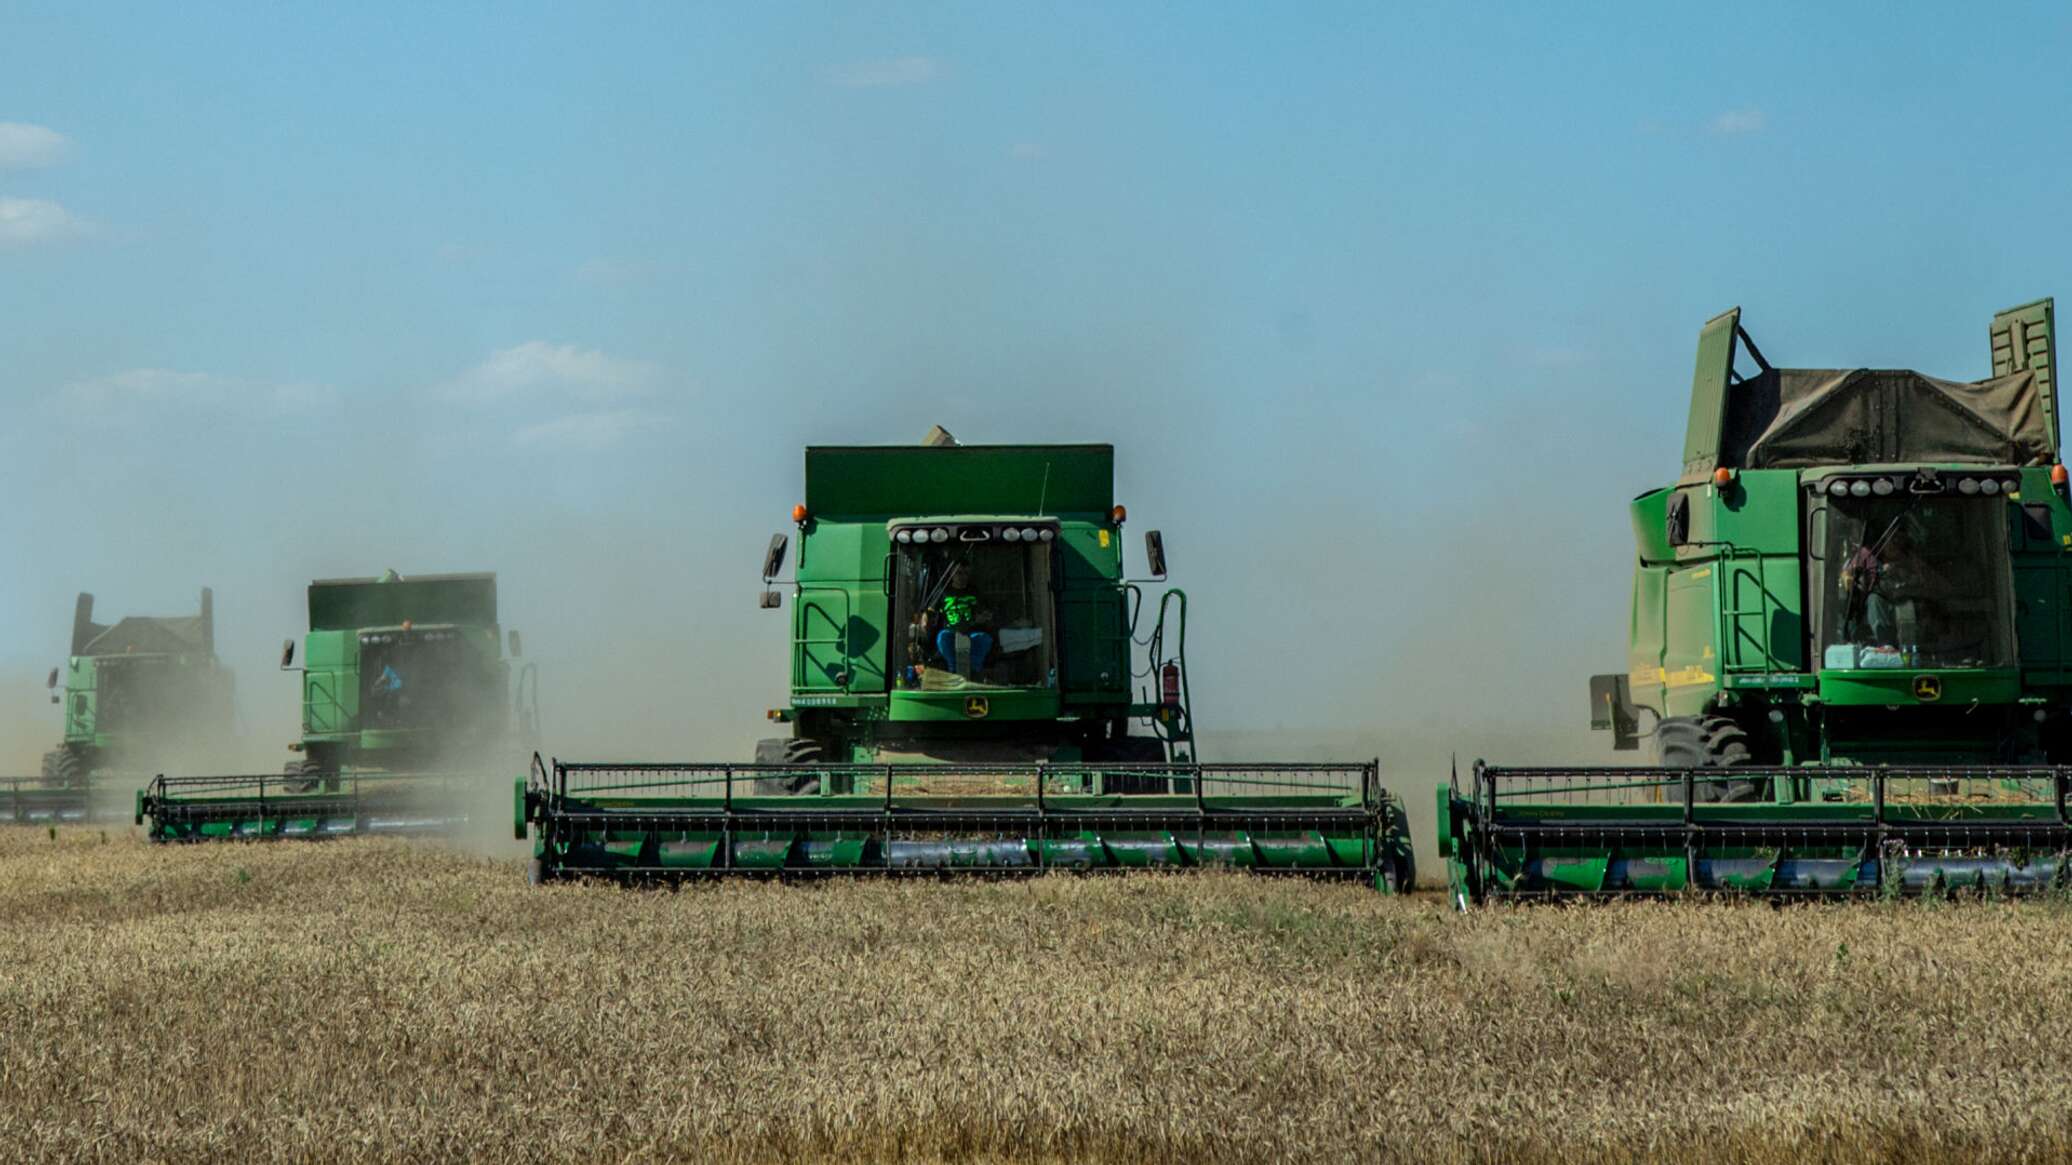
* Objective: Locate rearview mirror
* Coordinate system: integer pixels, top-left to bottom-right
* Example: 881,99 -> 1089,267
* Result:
759,589 -> 783,609
279,639 -> 296,669
762,533 -> 790,583
1143,530 -> 1168,579
507,629 -> 523,658
45,667 -> 58,690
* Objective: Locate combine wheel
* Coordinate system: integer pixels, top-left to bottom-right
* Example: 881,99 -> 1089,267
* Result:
752,737 -> 826,795
281,759 -> 327,795
1383,798 -> 1416,891
1657,715 -> 1763,802
45,749 -> 85,790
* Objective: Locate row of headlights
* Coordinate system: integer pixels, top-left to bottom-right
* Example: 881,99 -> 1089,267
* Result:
361,629 -> 458,644
1822,475 -> 2022,498
892,526 -> 1057,544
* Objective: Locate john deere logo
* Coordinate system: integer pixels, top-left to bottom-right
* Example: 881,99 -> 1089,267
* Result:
963,696 -> 990,719
1912,675 -> 1942,702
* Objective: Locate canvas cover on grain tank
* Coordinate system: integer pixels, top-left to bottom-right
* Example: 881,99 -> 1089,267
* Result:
71,589 -> 215,657
77,616 -> 213,657
1696,368 -> 2053,480
1680,301 -> 2060,484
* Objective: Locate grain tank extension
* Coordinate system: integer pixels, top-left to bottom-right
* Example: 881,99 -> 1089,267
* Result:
1443,299 -> 2072,900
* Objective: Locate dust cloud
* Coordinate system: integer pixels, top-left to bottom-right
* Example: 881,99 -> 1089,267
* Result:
2,315 -> 1673,881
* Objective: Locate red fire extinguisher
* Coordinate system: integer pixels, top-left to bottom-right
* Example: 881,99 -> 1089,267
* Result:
1160,661 -> 1183,710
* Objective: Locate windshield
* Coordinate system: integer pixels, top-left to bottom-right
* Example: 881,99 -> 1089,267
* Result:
94,656 -> 197,736
359,629 -> 497,732
1814,494 -> 2015,670
891,537 -> 1056,690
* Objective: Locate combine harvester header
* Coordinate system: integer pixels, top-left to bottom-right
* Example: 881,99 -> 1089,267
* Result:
1444,298 -> 2072,902
521,433 -> 1412,888
139,570 -> 539,841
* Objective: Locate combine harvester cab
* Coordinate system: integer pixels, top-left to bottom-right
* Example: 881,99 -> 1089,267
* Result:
9,588 -> 233,825
139,571 -> 540,841
522,434 -> 1412,888
1444,299 -> 2072,902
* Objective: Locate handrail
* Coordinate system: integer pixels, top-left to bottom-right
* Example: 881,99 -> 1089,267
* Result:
1147,588 -> 1193,760
302,668 -> 351,735
791,584 -> 856,692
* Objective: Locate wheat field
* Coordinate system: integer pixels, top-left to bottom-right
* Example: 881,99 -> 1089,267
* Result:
3,828 -> 2072,1163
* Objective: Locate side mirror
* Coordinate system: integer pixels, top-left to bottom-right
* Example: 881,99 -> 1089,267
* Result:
759,590 -> 783,610
45,667 -> 58,690
279,639 -> 296,669
507,629 -> 523,658
1664,493 -> 1691,548
762,533 -> 790,583
1143,530 -> 1169,579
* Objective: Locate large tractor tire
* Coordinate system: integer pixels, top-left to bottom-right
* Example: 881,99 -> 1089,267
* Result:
43,749 -> 85,790
752,737 -> 827,795
1655,715 -> 1763,802
1381,797 -> 1416,893
281,758 -> 329,795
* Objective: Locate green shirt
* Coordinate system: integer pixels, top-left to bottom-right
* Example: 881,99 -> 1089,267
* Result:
942,594 -> 979,627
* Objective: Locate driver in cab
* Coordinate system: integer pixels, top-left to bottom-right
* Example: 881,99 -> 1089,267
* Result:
1841,514 -> 1944,646
935,563 -> 993,676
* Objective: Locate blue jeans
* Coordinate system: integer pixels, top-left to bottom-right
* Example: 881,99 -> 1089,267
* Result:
937,628 -> 992,673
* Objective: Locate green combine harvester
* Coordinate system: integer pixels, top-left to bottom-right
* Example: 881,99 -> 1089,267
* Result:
1442,298 -> 2072,902
521,435 -> 1411,887
138,571 -> 538,840
4,589 -> 232,824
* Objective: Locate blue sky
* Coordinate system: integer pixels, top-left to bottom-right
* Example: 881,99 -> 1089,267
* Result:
4,3 -> 2071,769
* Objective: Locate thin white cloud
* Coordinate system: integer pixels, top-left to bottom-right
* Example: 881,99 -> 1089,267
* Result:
0,197 -> 87,246
512,409 -> 663,451
830,56 -> 938,88
440,341 -> 656,404
1008,142 -> 1046,160
0,122 -> 68,169
1710,108 -> 1766,136
58,368 -> 332,417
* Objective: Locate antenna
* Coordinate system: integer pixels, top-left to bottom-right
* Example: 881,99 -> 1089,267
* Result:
1037,462 -> 1052,516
